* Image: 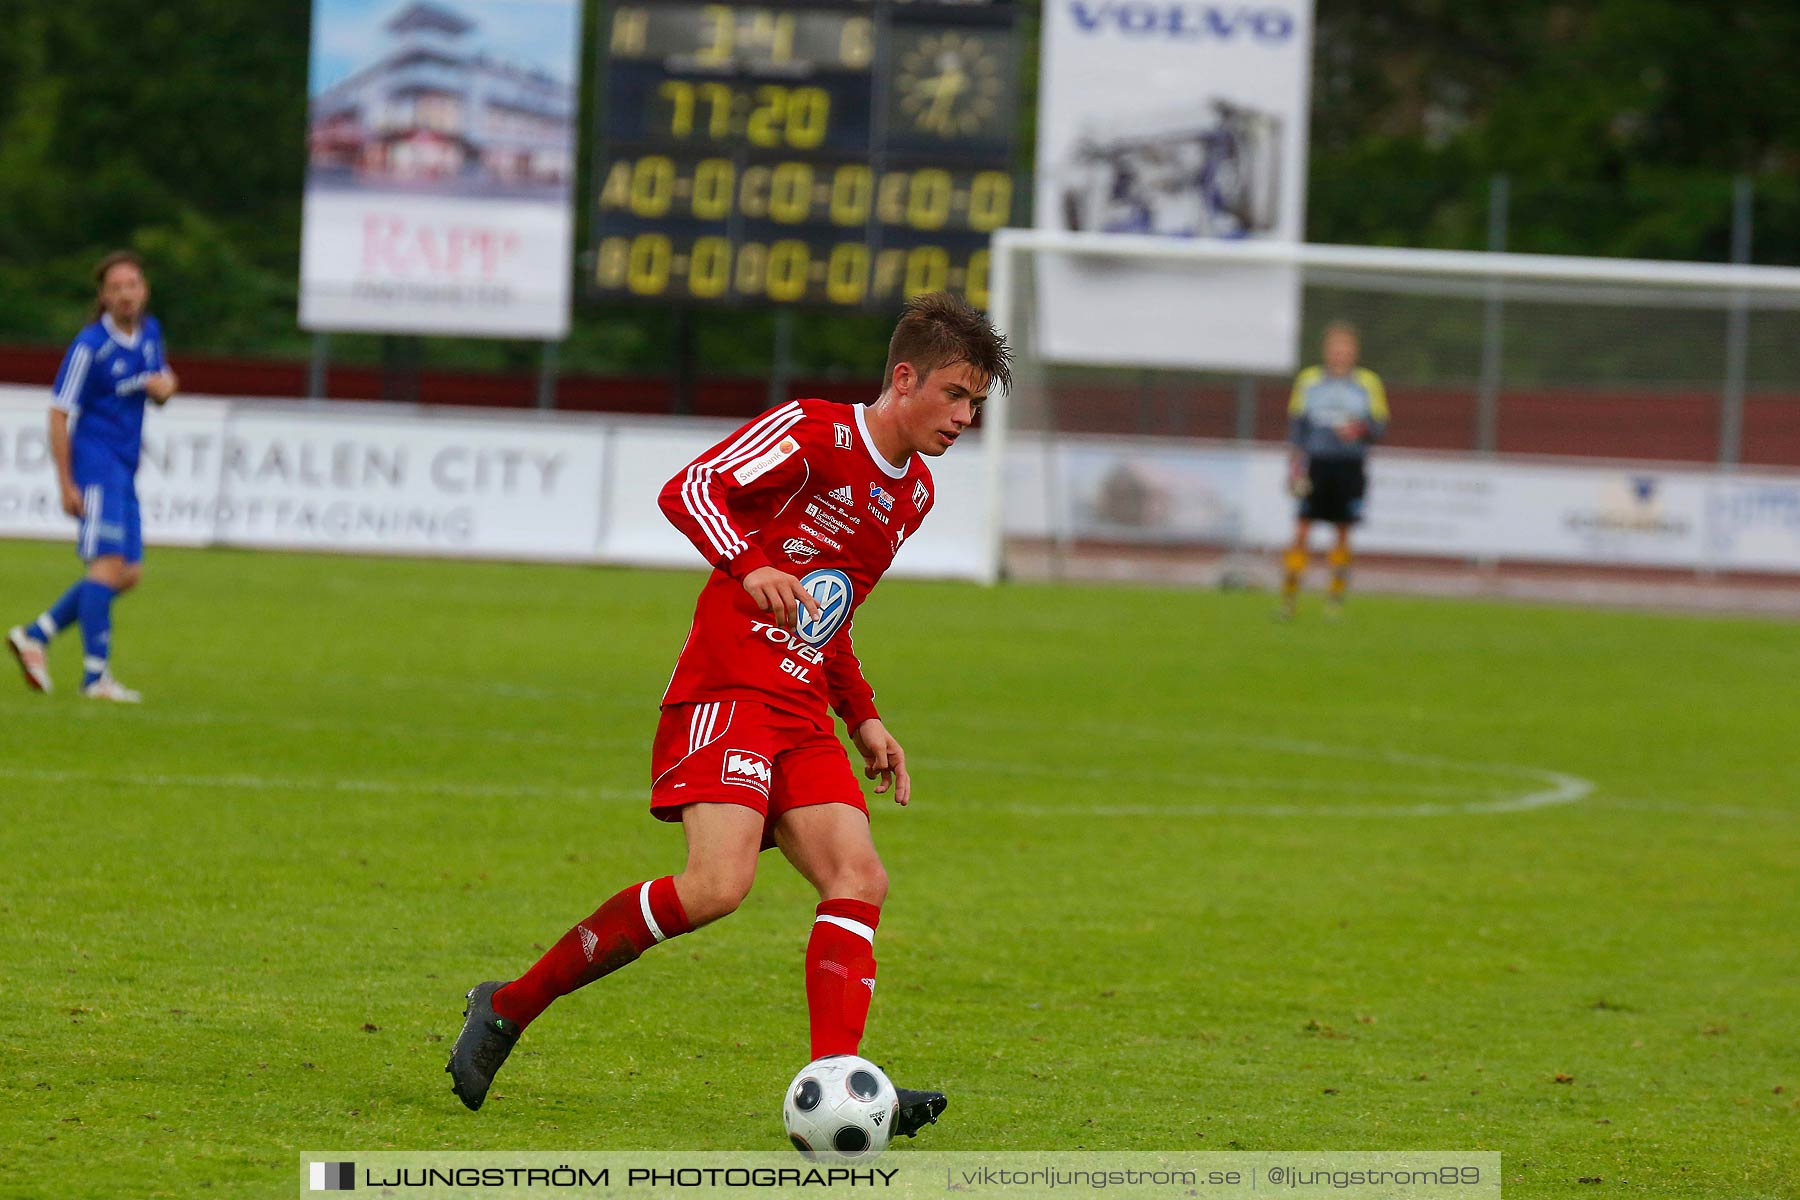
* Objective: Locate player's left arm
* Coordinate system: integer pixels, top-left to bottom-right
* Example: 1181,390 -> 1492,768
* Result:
851,718 -> 910,807
827,625 -> 910,806
144,322 -> 178,406
1354,369 -> 1388,443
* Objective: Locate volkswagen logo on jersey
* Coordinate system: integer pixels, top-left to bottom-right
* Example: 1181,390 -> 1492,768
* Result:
794,569 -> 853,647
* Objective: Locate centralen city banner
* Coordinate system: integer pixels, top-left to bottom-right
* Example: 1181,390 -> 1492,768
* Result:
299,0 -> 582,337
1033,0 -> 1315,371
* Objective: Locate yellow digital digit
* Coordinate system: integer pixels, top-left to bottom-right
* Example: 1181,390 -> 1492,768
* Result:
968,172 -> 1013,233
739,165 -> 771,218
746,86 -> 787,148
692,158 -> 734,221
839,16 -> 873,69
629,155 -> 675,218
735,242 -> 768,294
767,240 -> 810,302
907,169 -> 952,231
828,165 -> 872,226
769,162 -> 813,224
698,82 -> 734,139
786,87 -> 829,149
826,244 -> 868,305
598,160 -> 631,211
746,11 -> 794,64
965,249 -> 991,308
872,248 -> 906,298
690,237 -> 731,298
658,80 -> 694,138
595,237 -> 630,287
696,5 -> 734,65
904,245 -> 949,295
627,234 -> 672,295
876,171 -> 908,224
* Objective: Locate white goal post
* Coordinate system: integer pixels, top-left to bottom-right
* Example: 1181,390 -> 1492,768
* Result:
979,228 -> 1800,584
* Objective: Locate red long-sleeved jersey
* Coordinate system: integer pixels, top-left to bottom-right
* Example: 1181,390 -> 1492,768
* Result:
658,398 -> 935,733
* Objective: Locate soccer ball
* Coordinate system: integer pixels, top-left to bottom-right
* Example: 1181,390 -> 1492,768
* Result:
782,1055 -> 898,1161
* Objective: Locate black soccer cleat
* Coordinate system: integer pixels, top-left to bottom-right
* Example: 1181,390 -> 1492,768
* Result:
445,981 -> 521,1112
893,1087 -> 947,1138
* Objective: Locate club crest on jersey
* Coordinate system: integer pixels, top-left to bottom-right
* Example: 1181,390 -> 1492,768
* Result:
834,423 -> 853,449
781,537 -> 823,565
794,568 -> 853,647
721,749 -> 773,794
912,479 -> 930,510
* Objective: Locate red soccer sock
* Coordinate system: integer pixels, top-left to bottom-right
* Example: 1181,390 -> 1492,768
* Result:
806,898 -> 881,1059
493,876 -> 691,1030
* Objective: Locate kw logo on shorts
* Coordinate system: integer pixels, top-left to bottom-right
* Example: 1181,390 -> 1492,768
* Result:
722,750 -> 773,795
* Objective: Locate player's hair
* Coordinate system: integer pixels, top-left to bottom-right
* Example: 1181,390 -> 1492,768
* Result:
92,250 -> 147,317
1322,319 -> 1360,343
882,291 -> 1013,397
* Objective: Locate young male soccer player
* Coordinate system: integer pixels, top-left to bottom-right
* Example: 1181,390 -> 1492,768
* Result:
447,293 -> 1012,1135
1279,321 -> 1387,619
8,251 -> 177,701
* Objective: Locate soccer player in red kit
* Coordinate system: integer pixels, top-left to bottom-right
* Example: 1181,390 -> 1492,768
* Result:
447,293 -> 1012,1137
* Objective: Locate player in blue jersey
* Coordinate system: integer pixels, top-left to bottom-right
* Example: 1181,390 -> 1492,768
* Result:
1279,321 -> 1387,620
7,251 -> 177,701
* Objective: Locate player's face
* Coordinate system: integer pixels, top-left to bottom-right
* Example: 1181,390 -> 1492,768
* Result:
100,265 -> 148,324
896,360 -> 989,457
1323,330 -> 1358,375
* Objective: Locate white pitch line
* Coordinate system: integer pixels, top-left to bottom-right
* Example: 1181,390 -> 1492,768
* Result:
0,765 -> 640,804
0,700 -> 639,753
929,758 -> 1525,799
929,730 -> 1596,817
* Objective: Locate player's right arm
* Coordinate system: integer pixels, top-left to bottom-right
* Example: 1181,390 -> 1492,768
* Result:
656,401 -> 821,627
47,410 -> 79,517
49,336 -> 90,517
1286,368 -> 1317,495
739,565 -> 822,629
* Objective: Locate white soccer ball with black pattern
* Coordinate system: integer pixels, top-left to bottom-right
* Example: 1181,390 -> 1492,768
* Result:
782,1055 -> 898,1161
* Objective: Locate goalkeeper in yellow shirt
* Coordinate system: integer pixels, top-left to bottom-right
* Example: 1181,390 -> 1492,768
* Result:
1280,321 -> 1387,619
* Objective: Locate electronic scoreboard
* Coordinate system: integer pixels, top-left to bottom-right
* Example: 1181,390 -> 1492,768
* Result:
589,0 -> 1020,310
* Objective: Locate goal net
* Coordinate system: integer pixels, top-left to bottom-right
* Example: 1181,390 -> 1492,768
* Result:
978,231 -> 1800,585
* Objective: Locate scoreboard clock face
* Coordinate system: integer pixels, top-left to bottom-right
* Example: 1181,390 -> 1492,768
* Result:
591,0 -> 1020,311
890,27 -> 1013,146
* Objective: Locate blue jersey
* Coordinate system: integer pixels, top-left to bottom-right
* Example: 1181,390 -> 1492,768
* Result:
52,314 -> 167,474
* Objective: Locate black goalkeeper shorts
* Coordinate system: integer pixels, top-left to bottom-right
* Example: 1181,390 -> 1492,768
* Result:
1300,458 -> 1368,525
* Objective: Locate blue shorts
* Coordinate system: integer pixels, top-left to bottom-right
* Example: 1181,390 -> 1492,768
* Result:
73,460 -> 143,564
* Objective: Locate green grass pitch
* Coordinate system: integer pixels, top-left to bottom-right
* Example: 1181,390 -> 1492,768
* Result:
2,538 -> 1796,1198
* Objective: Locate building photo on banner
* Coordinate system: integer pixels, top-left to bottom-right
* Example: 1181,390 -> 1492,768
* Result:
299,0 -> 582,336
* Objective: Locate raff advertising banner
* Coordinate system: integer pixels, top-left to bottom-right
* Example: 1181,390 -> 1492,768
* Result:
1033,0 -> 1314,371
299,0 -> 582,337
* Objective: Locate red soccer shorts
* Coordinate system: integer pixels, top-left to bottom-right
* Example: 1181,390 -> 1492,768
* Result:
650,701 -> 868,847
